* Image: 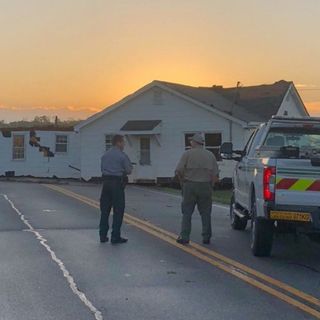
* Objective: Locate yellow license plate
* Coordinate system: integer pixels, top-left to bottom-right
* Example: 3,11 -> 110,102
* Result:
270,211 -> 311,222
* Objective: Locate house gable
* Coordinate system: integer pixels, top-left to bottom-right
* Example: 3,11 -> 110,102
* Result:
75,81 -> 246,132
78,84 -> 245,180
277,84 -> 309,117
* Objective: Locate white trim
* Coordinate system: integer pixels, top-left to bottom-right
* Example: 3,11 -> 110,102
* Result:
75,82 -> 158,131
154,134 -> 161,146
55,133 -> 69,154
75,81 -> 247,131
12,133 -> 26,161
290,85 -> 310,116
279,83 -> 309,117
104,134 -> 114,151
139,136 -> 151,166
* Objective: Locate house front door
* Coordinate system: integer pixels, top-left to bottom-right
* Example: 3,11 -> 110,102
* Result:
129,136 -> 156,182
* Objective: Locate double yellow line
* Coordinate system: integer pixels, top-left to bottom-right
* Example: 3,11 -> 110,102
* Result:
45,184 -> 320,319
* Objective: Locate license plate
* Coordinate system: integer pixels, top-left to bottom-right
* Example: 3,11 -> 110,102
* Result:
270,211 -> 311,222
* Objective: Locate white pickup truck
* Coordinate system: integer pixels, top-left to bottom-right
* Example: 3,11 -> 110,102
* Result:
220,116 -> 320,257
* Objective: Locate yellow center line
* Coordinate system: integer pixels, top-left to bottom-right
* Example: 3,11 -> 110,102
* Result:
44,184 -> 320,319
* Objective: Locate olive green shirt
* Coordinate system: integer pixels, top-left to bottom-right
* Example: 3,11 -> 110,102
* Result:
175,146 -> 219,183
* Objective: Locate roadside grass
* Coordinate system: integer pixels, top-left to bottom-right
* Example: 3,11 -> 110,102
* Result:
153,186 -> 232,205
212,189 -> 232,205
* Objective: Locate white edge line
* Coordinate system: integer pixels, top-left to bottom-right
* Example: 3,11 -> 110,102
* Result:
130,186 -> 229,210
2,194 -> 103,320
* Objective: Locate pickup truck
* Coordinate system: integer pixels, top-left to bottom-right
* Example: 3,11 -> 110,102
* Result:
220,116 -> 320,257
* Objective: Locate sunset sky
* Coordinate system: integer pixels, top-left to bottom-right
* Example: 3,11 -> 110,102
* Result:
1,0 -> 320,121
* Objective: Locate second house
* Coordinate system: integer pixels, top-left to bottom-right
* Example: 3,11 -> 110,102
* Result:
75,80 -> 308,182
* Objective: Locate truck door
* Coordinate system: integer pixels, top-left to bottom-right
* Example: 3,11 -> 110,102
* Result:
235,130 -> 257,207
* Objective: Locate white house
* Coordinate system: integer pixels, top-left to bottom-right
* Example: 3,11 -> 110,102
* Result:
0,80 -> 308,181
75,80 -> 309,183
0,126 -> 80,178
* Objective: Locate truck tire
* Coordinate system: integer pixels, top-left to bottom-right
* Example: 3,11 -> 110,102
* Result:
230,193 -> 247,230
250,197 -> 274,257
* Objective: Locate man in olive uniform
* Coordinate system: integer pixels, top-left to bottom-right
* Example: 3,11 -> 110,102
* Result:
175,133 -> 219,245
99,135 -> 133,244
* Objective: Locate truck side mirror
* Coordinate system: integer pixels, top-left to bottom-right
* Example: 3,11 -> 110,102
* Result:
220,142 -> 233,159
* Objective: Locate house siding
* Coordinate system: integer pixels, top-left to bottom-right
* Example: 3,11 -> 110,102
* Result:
0,130 -> 80,178
277,88 -> 308,117
80,87 -> 246,181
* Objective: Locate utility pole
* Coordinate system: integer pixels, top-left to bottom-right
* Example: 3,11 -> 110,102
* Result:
229,81 -> 241,142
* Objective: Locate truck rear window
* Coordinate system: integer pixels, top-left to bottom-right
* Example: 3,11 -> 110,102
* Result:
262,126 -> 320,159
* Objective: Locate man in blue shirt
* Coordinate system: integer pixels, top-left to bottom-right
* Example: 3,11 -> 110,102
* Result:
99,135 -> 133,244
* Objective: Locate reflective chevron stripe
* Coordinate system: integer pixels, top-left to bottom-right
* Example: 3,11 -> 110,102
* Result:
307,180 -> 320,191
276,177 -> 320,191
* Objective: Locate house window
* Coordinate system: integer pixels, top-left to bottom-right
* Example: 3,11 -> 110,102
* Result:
205,133 -> 222,160
184,132 -> 222,161
105,135 -> 113,151
12,134 -> 25,160
140,137 -> 151,165
184,133 -> 195,149
55,135 -> 68,153
153,89 -> 163,105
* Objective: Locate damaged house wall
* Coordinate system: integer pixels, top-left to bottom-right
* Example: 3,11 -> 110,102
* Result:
0,128 -> 81,179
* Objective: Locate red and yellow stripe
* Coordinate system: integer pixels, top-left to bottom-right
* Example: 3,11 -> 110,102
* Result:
276,177 -> 320,191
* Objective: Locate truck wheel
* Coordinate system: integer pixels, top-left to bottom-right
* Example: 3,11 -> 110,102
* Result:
230,193 -> 247,230
250,198 -> 274,257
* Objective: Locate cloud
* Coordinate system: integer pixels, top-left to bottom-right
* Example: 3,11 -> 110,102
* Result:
0,104 -> 101,113
0,104 -> 102,122
296,84 -> 318,89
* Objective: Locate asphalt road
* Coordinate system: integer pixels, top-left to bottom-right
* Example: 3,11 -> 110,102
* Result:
0,181 -> 319,320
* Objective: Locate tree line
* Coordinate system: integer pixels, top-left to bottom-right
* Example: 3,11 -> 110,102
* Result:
0,116 -> 82,128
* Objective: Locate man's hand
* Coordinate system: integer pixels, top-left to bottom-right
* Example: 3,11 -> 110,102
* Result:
175,170 -> 184,186
212,175 -> 219,184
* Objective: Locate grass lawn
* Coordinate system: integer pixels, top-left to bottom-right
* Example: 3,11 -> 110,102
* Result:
153,186 -> 232,205
212,189 -> 232,205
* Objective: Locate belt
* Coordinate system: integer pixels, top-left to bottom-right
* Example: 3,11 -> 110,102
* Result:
102,175 -> 122,181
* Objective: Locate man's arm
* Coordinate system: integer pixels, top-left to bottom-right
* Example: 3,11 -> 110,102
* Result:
123,153 -> 133,175
175,152 -> 188,183
211,154 -> 219,184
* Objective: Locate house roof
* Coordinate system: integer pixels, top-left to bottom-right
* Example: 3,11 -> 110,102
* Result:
76,79 -> 304,131
158,80 -> 293,122
120,120 -> 161,131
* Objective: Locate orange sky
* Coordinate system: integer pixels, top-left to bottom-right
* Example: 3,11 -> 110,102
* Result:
1,0 -> 320,121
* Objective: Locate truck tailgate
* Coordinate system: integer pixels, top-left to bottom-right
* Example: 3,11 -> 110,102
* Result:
275,159 -> 320,206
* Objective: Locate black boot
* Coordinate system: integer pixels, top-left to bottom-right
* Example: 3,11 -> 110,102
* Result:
100,236 -> 109,243
111,237 -> 128,244
176,237 -> 189,244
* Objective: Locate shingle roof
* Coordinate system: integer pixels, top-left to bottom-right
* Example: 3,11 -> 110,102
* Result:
159,80 -> 292,122
120,120 -> 161,131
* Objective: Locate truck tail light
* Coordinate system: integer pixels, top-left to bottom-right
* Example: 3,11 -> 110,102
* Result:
263,166 -> 276,201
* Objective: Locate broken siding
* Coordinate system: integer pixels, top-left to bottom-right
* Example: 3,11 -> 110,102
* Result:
0,130 -> 80,178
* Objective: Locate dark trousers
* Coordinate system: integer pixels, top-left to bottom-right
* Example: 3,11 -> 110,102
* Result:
99,179 -> 125,240
180,181 -> 212,241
